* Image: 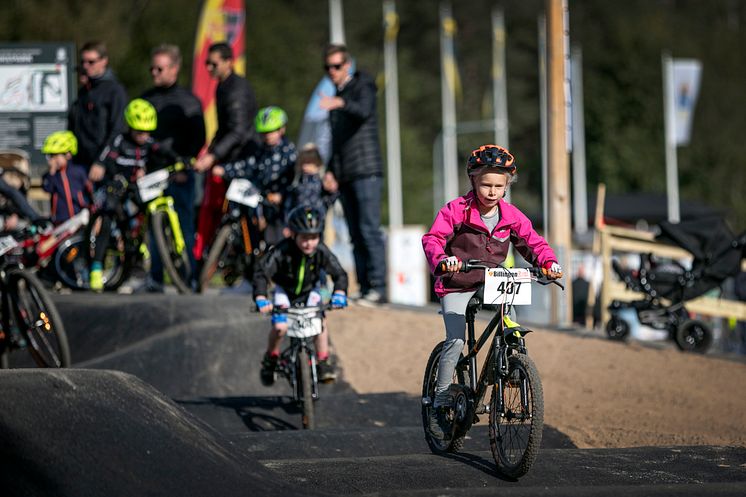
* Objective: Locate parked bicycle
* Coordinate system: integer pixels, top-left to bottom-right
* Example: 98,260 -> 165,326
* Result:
0,233 -> 70,369
63,162 -> 193,293
270,305 -> 330,430
198,178 -> 265,292
10,208 -> 90,287
421,260 -> 563,478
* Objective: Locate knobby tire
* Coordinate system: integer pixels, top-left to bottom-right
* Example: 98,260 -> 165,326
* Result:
489,353 -> 543,478
152,210 -> 192,294
6,268 -> 70,368
198,224 -> 233,292
421,341 -> 467,453
298,349 -> 315,430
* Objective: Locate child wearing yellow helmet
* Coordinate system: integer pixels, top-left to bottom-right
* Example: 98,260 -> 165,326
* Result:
86,99 -> 180,292
41,131 -> 93,224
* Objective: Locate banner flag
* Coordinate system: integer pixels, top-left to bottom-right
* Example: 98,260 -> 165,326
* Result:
672,59 -> 702,146
192,0 -> 246,145
441,13 -> 463,104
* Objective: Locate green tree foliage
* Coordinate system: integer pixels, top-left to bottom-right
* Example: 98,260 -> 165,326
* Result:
2,0 -> 744,230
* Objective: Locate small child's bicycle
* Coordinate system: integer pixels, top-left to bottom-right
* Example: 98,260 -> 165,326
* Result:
421,259 -> 563,478
271,305 -> 328,430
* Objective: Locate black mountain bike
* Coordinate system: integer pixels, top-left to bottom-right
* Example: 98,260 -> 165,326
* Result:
270,305 -> 328,430
421,260 -> 563,478
199,178 -> 265,292
0,233 -> 70,369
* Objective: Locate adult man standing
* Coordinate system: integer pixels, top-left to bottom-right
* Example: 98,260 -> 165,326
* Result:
193,42 -> 258,260
141,44 -> 206,291
319,43 -> 387,305
68,41 -> 128,172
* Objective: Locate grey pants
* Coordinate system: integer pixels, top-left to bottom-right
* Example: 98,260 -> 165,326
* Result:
433,290 -> 477,407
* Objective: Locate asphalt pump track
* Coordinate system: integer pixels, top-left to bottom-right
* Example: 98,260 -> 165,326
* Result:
0,293 -> 743,496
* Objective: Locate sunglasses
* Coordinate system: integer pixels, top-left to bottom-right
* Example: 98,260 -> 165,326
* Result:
205,60 -> 218,68
80,57 -> 102,65
324,62 -> 345,72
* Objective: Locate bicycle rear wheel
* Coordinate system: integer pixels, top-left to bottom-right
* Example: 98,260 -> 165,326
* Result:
297,349 -> 315,429
152,210 -> 192,294
489,353 -> 543,478
5,268 -> 70,368
421,341 -> 467,453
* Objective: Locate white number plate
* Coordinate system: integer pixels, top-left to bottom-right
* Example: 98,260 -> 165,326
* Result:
285,309 -> 323,338
137,169 -> 170,202
0,235 -> 19,256
483,268 -> 532,305
226,178 -> 262,208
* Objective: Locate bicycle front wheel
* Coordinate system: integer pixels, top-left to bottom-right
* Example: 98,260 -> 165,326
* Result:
421,341 -> 467,453
297,349 -> 315,430
5,268 -> 70,368
489,353 -> 543,478
198,224 -> 234,292
152,210 -> 192,294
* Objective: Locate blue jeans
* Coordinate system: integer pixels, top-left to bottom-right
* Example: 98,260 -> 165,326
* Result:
339,175 -> 386,295
150,173 -> 196,285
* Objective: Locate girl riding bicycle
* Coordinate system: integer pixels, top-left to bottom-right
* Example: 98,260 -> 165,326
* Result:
421,144 -> 563,438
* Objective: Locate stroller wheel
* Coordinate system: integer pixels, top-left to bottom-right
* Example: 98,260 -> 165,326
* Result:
675,319 -> 712,353
605,316 -> 630,341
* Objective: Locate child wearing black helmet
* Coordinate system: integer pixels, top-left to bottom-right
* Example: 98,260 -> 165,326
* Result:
253,205 -> 348,384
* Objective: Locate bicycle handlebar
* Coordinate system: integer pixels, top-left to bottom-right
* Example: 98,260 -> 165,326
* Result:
442,258 -> 565,290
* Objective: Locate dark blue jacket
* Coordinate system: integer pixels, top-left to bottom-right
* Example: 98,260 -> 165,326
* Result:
42,162 -> 92,223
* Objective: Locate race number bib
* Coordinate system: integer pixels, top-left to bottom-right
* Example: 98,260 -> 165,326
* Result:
483,268 -> 532,305
137,169 -> 170,202
226,178 -> 262,208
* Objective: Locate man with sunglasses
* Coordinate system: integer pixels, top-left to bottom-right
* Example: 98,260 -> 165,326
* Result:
319,43 -> 386,306
193,42 -> 259,263
67,41 -> 128,172
141,44 -> 206,291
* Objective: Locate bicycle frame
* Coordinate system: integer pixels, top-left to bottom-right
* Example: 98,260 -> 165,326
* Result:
146,195 -> 185,254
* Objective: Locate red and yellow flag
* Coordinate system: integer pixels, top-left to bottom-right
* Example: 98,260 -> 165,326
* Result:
192,0 -> 246,144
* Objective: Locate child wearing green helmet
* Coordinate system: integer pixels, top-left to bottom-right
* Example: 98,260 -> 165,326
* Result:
213,105 -> 297,249
41,130 -> 93,224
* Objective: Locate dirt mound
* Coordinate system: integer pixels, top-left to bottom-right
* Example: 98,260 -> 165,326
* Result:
328,305 -> 746,449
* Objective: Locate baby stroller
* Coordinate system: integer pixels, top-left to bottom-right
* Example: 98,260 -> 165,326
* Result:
606,216 -> 746,353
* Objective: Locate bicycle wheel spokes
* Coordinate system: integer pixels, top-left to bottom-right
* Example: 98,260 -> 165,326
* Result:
489,353 -> 543,478
11,272 -> 70,368
421,341 -> 467,453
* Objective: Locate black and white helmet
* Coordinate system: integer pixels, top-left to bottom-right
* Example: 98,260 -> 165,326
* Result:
287,206 -> 324,234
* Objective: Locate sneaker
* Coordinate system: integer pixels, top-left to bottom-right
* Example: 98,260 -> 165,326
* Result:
260,353 -> 278,386
317,359 -> 337,383
428,406 -> 451,441
357,289 -> 385,308
89,269 -> 103,293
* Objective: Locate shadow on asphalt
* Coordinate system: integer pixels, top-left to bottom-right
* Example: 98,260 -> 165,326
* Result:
177,395 -> 304,431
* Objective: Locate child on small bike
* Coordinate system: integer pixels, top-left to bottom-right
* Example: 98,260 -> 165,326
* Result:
421,144 -> 563,438
87,98 -> 178,291
253,205 -> 348,384
41,131 -> 93,224
214,106 -> 296,248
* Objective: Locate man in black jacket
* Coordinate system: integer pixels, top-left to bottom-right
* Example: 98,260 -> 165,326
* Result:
141,44 -> 206,291
68,41 -> 128,171
320,43 -> 386,305
194,42 -> 258,261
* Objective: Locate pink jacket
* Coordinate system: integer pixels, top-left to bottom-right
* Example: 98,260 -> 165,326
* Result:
422,191 -> 557,297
